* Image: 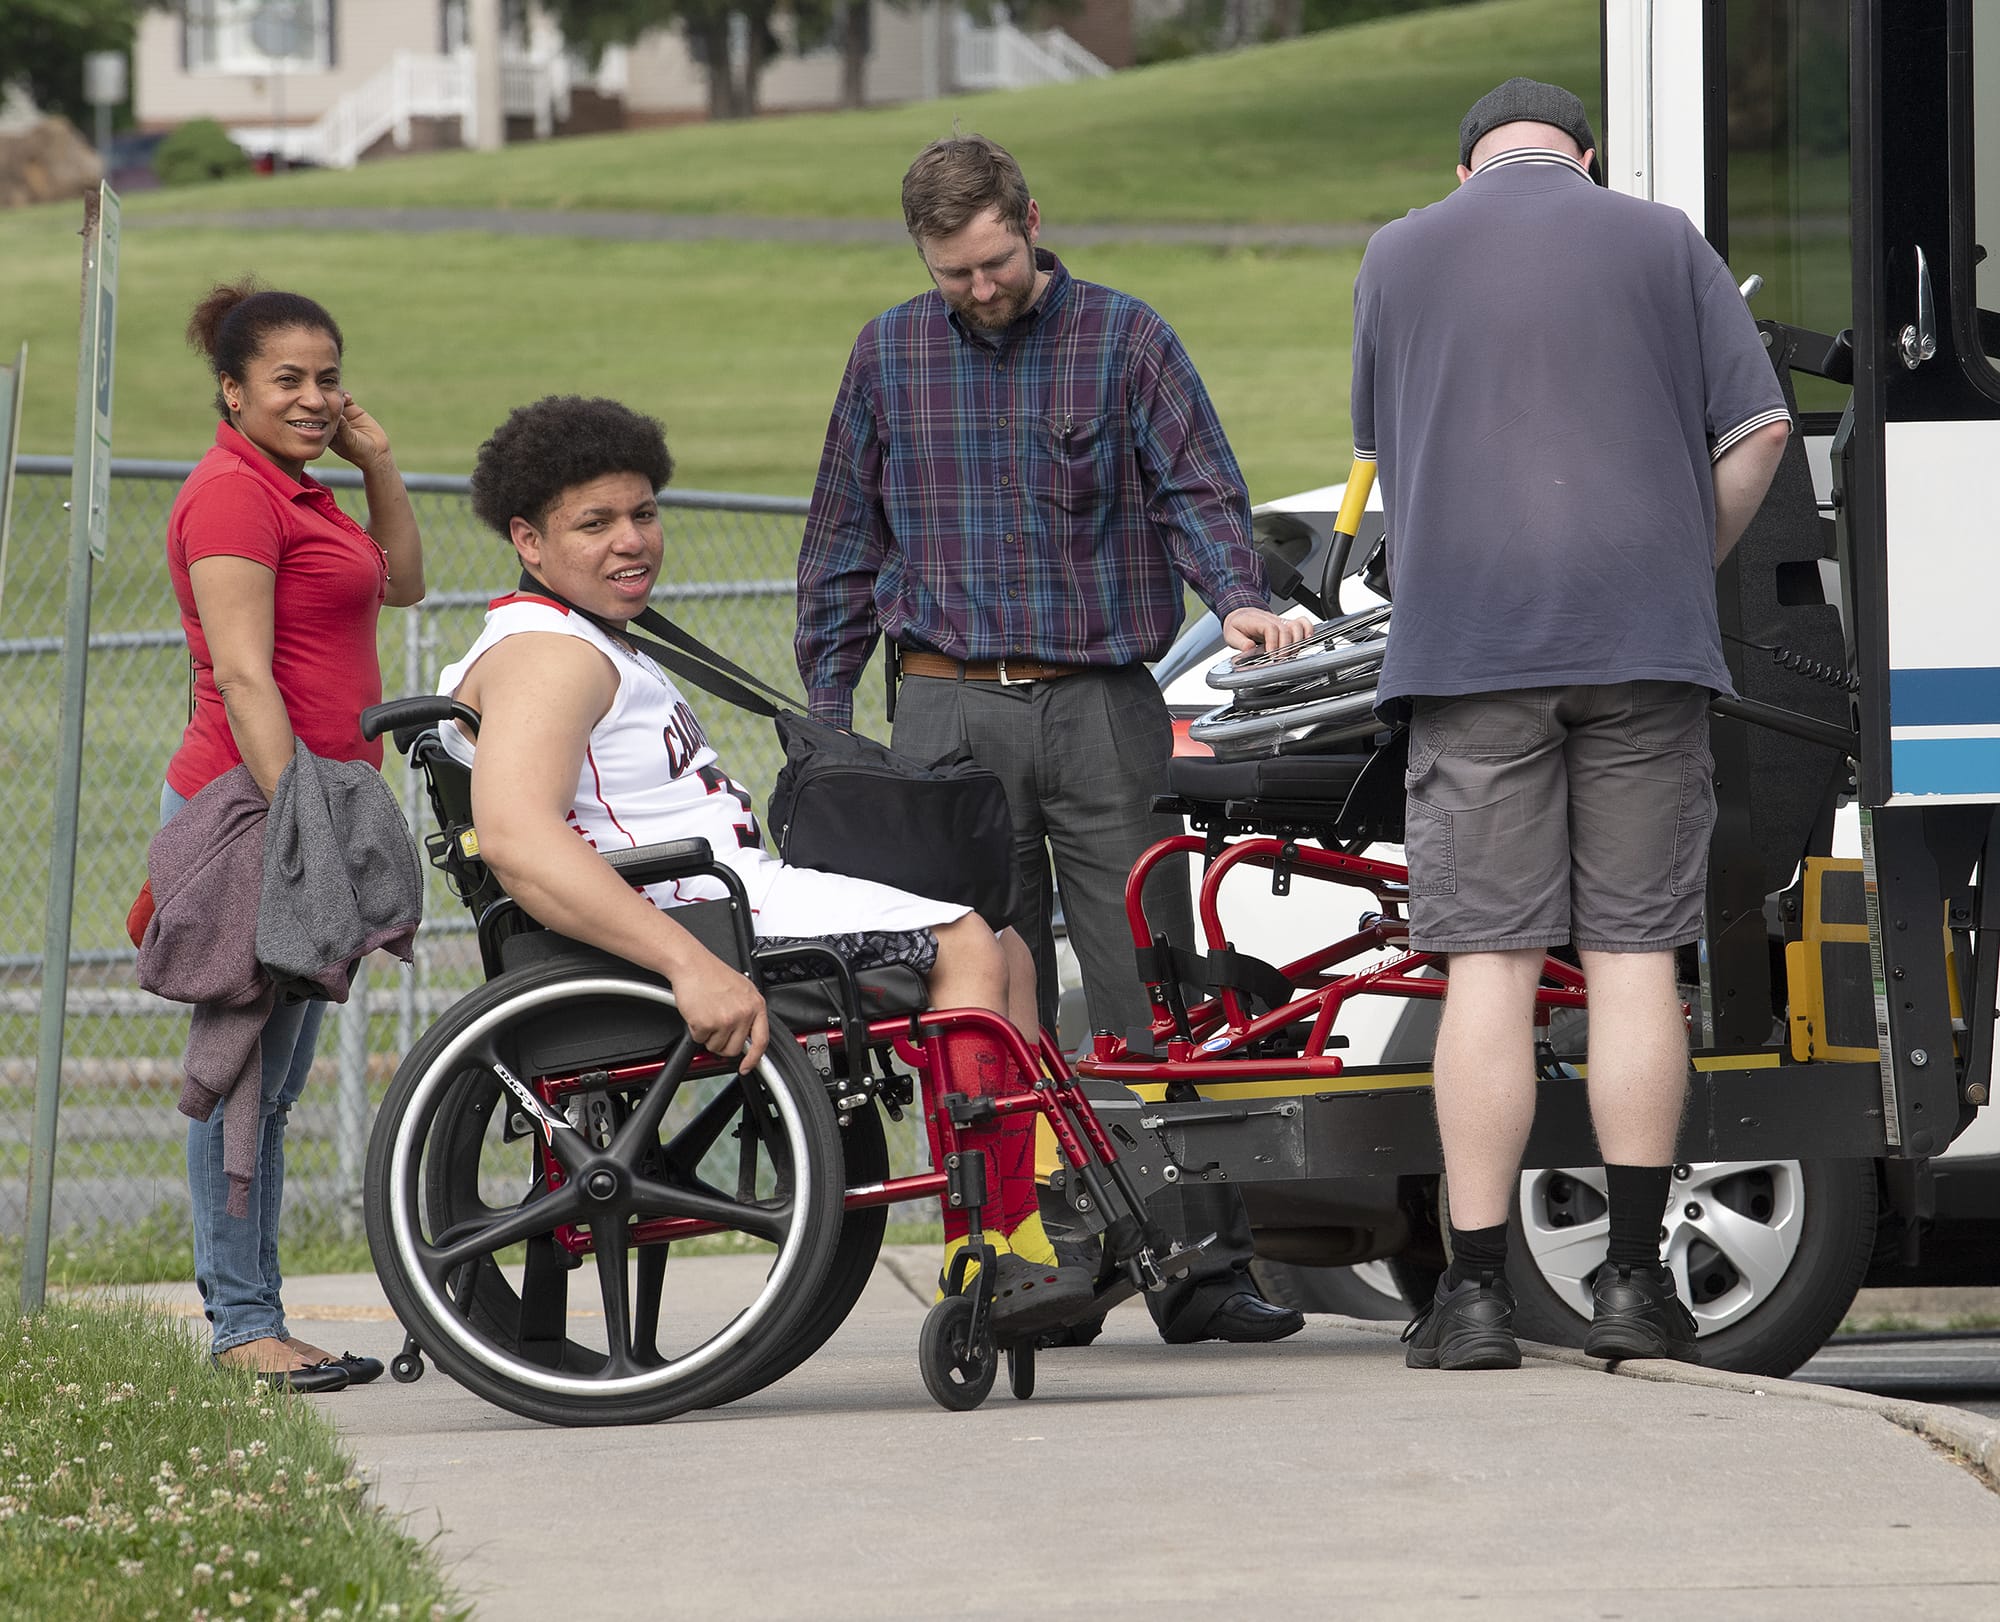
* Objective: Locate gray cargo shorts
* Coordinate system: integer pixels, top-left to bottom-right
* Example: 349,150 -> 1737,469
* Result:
1403,681 -> 1715,955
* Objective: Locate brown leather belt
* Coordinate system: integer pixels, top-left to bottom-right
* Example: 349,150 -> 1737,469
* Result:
898,649 -> 1092,685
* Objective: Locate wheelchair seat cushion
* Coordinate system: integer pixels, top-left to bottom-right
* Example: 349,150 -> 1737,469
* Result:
1168,753 -> 1375,807
498,928 -> 929,1024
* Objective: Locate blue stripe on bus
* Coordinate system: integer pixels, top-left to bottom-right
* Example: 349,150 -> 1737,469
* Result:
1891,667 -> 2000,726
1892,737 -> 2000,797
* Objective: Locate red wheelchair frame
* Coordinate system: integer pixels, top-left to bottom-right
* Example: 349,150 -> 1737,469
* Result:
359,695 -> 1595,1422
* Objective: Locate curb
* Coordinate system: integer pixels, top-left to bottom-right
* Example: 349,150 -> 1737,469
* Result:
877,1246 -> 937,1307
1332,1313 -> 2000,1492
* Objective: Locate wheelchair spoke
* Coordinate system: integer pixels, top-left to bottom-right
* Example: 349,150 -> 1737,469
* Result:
610,1032 -> 698,1161
633,1244 -> 668,1367
592,1217 -> 640,1377
660,1075 -> 758,1176
466,1033 -> 591,1180
629,1174 -> 792,1244
422,1185 -> 583,1280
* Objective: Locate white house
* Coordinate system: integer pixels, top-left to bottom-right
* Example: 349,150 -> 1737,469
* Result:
134,0 -> 1127,168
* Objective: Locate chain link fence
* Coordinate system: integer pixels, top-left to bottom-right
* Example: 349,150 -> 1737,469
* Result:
2,457 -> 914,1250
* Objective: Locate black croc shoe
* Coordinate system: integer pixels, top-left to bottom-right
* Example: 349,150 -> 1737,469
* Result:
1402,1273 -> 1521,1371
1584,1263 -> 1700,1364
986,1253 -> 1098,1336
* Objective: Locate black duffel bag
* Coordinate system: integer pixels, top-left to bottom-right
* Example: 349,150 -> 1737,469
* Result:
769,712 -> 1022,928
517,573 -> 1022,928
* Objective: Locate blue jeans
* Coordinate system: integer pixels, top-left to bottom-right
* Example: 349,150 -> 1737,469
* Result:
161,781 -> 328,1354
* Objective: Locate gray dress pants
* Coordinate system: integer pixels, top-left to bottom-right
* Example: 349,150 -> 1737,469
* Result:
893,665 -> 1257,1335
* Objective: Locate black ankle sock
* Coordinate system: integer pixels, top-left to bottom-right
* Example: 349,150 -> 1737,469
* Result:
1445,1222 -> 1508,1289
1604,1163 -> 1673,1271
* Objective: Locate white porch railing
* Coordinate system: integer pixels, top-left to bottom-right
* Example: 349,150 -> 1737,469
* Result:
235,44 -> 602,169
954,8 -> 1111,91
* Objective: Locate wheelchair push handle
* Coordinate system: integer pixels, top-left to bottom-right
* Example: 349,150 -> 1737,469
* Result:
360,694 -> 484,754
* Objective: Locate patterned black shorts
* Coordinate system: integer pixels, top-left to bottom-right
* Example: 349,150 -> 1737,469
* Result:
754,927 -> 940,984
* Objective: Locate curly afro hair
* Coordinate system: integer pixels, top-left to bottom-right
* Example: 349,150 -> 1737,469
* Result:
469,395 -> 674,539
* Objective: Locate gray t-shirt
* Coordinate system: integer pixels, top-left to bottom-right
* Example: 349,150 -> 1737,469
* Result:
1351,150 -> 1791,714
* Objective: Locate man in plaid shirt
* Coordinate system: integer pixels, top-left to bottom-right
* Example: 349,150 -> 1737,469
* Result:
797,134 -> 1310,1345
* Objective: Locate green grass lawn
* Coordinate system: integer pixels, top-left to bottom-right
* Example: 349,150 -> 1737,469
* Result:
0,1262 -> 466,1621
0,0 -> 1595,483
2,222 -> 1361,497
105,0 -> 1596,226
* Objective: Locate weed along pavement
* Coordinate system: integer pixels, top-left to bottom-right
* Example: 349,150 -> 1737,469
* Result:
109,1252 -> 2000,1621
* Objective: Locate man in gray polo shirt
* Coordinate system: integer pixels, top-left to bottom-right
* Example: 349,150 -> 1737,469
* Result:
1351,78 -> 1792,1371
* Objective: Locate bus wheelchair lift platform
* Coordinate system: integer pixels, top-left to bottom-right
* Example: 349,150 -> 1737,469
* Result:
355,694 -> 1207,1424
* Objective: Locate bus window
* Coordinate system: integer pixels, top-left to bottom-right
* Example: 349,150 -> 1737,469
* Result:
1967,1 -> 2000,371
1722,0 -> 1850,416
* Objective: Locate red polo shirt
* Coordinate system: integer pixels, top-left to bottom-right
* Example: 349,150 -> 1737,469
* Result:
165,421 -> 390,797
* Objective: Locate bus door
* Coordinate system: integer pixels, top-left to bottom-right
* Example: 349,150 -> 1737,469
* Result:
1846,0 -> 2000,1151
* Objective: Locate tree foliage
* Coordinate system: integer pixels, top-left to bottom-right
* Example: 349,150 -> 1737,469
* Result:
0,0 -> 149,128
540,0 -> 836,120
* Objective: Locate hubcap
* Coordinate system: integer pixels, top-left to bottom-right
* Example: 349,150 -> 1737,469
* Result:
1517,1160 -> 1806,1335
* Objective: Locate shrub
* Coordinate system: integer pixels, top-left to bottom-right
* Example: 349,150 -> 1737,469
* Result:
154,117 -> 250,186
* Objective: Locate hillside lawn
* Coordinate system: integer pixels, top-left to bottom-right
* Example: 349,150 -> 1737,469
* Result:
0,0 -> 1597,488
0,217 -> 1361,501
107,0 -> 1598,225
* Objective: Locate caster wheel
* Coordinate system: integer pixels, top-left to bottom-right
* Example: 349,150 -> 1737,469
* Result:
1006,1341 -> 1036,1401
919,1294 -> 996,1412
390,1353 -> 424,1384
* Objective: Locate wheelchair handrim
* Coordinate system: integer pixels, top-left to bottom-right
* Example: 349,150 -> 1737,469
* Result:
386,975 -> 821,1399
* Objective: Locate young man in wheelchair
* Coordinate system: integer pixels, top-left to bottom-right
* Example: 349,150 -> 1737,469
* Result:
437,393 -> 1092,1330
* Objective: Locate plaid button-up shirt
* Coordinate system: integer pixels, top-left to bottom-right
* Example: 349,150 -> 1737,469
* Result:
796,252 -> 1266,726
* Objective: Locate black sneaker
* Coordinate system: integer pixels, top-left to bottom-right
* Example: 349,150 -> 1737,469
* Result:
1401,1273 -> 1521,1370
1584,1263 -> 1700,1363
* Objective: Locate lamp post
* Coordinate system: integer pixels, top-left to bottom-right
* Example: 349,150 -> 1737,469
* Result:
249,0 -> 314,172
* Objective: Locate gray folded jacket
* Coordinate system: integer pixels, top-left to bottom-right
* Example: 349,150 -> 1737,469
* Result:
140,742 -> 423,1217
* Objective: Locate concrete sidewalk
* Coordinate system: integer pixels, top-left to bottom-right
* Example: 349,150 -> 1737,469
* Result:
112,1252 -> 2000,1621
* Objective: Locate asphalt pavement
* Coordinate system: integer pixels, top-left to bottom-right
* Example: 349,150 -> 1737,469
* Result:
1800,1334 -> 2000,1419
101,1250 -> 2000,1622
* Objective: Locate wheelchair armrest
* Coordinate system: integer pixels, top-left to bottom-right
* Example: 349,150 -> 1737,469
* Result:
361,695 -> 485,755
602,838 -> 716,887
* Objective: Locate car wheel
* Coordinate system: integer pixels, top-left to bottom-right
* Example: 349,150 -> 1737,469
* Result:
1251,1258 -> 1412,1320
1504,1157 -> 1878,1377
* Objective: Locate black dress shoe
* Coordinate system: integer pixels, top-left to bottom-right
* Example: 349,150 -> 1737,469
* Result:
1168,1290 -> 1306,1345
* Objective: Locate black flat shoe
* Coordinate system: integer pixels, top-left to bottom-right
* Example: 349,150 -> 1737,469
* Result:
327,1351 -> 385,1386
213,1357 -> 352,1394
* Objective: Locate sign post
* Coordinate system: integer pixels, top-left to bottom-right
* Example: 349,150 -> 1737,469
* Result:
22,185 -> 120,1315
82,51 -> 127,162
0,341 -> 23,620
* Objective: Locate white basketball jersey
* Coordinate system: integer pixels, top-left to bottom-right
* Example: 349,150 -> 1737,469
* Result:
437,592 -> 775,910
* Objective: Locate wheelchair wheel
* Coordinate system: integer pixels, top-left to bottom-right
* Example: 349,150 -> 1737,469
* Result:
919,1294 -> 996,1412
706,1101 -> 891,1405
364,960 -> 844,1427
1006,1340 -> 1036,1401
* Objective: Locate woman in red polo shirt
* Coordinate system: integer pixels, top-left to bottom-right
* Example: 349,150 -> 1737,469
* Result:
163,281 -> 425,1392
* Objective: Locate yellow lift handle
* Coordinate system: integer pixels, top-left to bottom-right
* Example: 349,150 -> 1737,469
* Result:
1334,456 -> 1375,542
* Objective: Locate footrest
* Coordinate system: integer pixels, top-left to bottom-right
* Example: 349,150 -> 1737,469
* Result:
1136,1230 -> 1217,1292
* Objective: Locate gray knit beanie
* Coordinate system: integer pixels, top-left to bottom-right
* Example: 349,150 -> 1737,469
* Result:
1459,77 -> 1600,180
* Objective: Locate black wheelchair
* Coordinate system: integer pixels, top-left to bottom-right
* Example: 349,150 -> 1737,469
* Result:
356,696 -> 1200,1426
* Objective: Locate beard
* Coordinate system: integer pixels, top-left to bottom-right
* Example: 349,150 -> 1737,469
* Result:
946,282 -> 1035,333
